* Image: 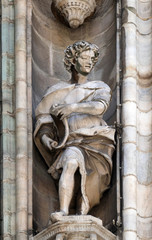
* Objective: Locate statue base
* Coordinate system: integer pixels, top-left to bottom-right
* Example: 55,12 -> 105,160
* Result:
31,215 -> 116,240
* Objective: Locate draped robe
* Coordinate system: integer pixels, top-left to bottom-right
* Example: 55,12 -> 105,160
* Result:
34,81 -> 115,211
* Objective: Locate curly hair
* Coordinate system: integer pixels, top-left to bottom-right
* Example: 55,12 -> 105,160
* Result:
64,41 -> 99,72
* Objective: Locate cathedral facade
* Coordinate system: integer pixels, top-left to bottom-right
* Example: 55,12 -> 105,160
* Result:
0,0 -> 152,239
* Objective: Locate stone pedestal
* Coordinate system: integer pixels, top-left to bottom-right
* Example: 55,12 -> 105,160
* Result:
31,215 -> 116,240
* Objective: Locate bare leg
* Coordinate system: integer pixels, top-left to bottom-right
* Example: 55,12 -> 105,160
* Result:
59,159 -> 78,215
51,147 -> 84,222
77,195 -> 90,215
51,159 -> 78,222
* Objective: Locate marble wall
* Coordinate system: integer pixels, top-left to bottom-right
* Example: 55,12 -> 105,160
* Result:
122,1 -> 152,239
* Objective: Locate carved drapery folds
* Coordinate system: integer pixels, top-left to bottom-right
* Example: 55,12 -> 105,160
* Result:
52,0 -> 96,28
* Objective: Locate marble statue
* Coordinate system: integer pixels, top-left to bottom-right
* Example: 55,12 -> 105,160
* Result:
34,41 -> 115,222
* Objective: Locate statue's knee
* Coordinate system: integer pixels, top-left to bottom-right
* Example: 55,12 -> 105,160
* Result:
64,159 -> 78,172
62,147 -> 84,172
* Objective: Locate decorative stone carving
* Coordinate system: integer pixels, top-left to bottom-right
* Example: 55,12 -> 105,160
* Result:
34,41 -> 115,222
52,0 -> 97,28
31,215 -> 116,240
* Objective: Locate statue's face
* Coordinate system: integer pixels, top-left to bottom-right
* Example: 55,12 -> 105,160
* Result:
74,50 -> 95,75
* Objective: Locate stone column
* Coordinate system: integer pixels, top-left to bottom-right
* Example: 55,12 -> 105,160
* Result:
122,1 -> 137,239
122,1 -> 152,239
27,0 -> 33,234
15,0 -> 28,238
136,1 -> 152,239
15,0 -> 32,238
1,0 -> 16,239
1,0 -> 32,238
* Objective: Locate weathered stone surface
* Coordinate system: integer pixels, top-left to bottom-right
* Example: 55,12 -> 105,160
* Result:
137,1 -> 152,20
122,126 -> 136,144
137,87 -> 152,111
137,110 -> 152,136
32,28 -> 50,75
122,24 -> 137,78
122,143 -> 137,176
122,1 -> 152,239
137,152 -> 152,184
123,231 -> 137,240
137,183 -> 152,217
123,176 -> 137,210
138,134 -> 152,153
137,216 -> 152,239
122,77 -> 137,102
122,102 -> 137,126
123,209 -> 137,232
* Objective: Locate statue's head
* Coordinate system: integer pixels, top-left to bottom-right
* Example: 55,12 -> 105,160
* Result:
64,41 -> 99,76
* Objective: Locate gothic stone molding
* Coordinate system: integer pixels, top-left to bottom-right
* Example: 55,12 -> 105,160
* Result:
31,215 -> 116,240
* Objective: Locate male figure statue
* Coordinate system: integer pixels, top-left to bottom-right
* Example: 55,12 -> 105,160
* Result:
34,41 -> 115,222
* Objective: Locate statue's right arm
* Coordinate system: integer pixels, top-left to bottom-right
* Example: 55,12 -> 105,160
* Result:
38,124 -> 58,151
41,134 -> 58,151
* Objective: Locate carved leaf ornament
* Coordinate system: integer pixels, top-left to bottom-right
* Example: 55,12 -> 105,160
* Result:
53,0 -> 96,28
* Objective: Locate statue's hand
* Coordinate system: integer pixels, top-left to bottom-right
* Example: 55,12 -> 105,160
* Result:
50,104 -> 73,119
41,134 -> 58,151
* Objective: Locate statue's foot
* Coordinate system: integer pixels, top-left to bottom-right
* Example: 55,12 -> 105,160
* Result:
50,211 -> 67,223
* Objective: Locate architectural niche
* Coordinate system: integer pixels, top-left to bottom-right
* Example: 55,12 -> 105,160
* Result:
33,40 -> 115,239
32,0 -> 117,235
52,0 -> 96,28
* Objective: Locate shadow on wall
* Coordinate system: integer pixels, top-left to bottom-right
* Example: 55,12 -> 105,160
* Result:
32,0 -> 117,234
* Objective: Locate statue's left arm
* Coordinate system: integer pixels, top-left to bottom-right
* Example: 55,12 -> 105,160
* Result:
50,84 -> 111,119
50,102 -> 104,119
